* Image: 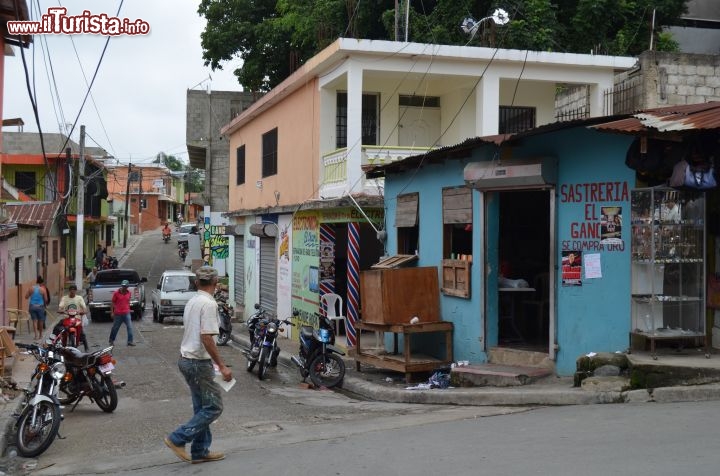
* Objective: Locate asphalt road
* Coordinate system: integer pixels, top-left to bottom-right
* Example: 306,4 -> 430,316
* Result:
20,230 -> 520,475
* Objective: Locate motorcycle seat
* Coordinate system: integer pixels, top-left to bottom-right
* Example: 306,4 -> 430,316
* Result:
60,346 -> 109,366
300,326 -> 314,339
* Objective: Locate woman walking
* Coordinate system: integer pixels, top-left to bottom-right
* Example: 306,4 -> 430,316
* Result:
25,276 -> 49,341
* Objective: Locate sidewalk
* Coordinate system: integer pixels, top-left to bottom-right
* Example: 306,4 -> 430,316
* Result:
229,327 -> 720,407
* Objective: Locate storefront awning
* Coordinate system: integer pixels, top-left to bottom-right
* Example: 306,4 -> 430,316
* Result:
464,158 -> 557,190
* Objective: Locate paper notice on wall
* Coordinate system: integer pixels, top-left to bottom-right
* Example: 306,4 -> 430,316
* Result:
584,253 -> 602,279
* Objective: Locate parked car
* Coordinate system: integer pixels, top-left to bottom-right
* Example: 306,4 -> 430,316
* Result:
177,224 -> 197,240
87,269 -> 147,321
151,270 -> 198,323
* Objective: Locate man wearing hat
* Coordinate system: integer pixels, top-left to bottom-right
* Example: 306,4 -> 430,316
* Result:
109,279 -> 135,346
165,266 -> 232,464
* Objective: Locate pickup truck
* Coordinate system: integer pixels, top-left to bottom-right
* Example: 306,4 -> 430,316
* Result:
87,269 -> 148,322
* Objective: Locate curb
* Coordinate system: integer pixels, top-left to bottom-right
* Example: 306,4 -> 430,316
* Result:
228,330 -> 720,407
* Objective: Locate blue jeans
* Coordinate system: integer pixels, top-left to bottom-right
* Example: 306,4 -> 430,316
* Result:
168,358 -> 223,459
109,313 -> 133,344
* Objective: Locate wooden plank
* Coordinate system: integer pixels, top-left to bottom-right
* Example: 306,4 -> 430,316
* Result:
0,328 -> 17,357
395,193 -> 419,227
371,254 -> 418,269
443,187 -> 472,224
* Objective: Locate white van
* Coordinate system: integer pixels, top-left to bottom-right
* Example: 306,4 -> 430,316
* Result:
150,270 -> 198,323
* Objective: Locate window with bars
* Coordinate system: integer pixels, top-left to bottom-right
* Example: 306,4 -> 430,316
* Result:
499,106 -> 536,134
236,145 -> 246,185
262,128 -> 278,178
336,92 -> 379,148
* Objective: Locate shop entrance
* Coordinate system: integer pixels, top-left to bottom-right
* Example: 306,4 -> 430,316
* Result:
491,189 -> 553,353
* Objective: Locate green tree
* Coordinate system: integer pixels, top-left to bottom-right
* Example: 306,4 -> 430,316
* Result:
154,152 -> 185,172
199,0 -> 687,92
184,167 -> 205,193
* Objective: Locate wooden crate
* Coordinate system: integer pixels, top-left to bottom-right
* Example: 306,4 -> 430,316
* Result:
360,266 -> 439,325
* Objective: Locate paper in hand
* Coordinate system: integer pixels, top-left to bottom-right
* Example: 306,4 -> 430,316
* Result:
213,363 -> 236,392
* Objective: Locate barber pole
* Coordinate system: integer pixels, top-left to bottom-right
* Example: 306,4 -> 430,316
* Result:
345,223 -> 360,347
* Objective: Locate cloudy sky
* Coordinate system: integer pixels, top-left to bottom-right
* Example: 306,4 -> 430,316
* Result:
3,1 -> 241,164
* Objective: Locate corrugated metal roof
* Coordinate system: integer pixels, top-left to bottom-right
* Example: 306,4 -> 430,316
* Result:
5,201 -> 62,236
0,223 -> 19,241
593,101 -> 720,133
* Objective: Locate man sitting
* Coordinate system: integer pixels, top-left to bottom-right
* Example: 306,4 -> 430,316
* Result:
162,223 -> 172,239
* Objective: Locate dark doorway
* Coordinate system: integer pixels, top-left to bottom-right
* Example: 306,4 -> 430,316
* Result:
497,190 -> 551,352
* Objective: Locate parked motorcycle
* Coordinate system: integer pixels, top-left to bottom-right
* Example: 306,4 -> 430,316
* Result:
290,312 -> 346,388
56,340 -> 118,413
13,342 -> 65,458
244,304 -> 290,380
214,289 -> 234,346
55,308 -> 88,351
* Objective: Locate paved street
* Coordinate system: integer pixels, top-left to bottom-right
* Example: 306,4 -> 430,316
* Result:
18,230 -> 518,475
1,229 -> 719,475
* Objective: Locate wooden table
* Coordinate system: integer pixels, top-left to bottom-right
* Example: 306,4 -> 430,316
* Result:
353,321 -> 454,383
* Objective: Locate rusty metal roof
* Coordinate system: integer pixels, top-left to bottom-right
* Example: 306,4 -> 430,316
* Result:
593,101 -> 720,133
5,201 -> 62,236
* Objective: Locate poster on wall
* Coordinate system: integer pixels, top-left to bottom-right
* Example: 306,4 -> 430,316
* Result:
561,251 -> 582,286
600,206 -> 622,245
291,211 -> 321,328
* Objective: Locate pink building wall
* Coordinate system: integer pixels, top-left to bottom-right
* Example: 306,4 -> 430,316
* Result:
227,78 -> 320,212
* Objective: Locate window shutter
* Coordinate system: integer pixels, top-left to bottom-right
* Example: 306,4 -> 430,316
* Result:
442,187 -> 472,224
395,193 -> 419,227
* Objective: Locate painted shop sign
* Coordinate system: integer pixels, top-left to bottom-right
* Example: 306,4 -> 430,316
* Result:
560,181 -> 628,253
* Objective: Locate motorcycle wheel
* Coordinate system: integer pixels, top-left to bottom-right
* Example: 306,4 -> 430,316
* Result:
57,381 -> 79,405
92,373 -> 118,413
246,349 -> 257,372
269,346 -> 280,367
67,333 -> 78,348
216,330 -> 230,346
257,347 -> 270,380
309,353 -> 345,389
15,400 -> 62,458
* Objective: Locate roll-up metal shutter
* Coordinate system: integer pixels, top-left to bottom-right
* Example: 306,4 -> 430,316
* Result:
233,236 -> 245,308
259,237 -> 277,314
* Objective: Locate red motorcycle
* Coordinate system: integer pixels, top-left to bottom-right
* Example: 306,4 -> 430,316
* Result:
54,308 -> 88,351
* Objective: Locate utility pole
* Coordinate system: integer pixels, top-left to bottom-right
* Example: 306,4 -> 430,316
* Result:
138,169 -> 143,234
123,163 -> 132,248
74,125 -> 85,290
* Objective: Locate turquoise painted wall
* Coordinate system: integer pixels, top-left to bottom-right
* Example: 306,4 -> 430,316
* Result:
384,127 -> 636,375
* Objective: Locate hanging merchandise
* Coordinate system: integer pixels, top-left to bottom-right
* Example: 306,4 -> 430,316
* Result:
707,274 -> 720,310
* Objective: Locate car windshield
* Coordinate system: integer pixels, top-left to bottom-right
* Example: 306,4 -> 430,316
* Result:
179,225 -> 195,234
163,276 -> 196,293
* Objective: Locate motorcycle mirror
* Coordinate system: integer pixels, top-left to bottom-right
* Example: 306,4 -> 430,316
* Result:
254,303 -> 260,310
293,310 -> 299,317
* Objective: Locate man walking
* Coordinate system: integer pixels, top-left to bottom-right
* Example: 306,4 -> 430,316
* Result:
109,280 -> 135,346
165,266 -> 232,464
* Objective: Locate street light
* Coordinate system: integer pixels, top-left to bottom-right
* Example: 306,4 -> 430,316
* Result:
461,8 -> 510,43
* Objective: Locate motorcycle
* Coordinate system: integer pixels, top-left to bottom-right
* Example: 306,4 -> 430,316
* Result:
178,242 -> 188,261
55,308 -> 88,351
214,289 -> 233,346
55,338 -> 118,413
13,342 -> 65,458
244,304 -> 290,380
162,232 -> 171,243
290,312 -> 346,388
101,256 -> 118,270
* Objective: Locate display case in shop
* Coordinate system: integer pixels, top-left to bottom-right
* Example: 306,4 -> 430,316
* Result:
630,187 -> 709,359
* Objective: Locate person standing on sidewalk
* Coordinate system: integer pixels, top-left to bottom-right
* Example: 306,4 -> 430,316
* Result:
25,276 -> 49,341
109,280 -> 135,346
164,266 -> 232,464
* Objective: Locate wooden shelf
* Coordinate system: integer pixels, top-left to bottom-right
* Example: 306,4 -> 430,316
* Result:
354,321 -> 453,383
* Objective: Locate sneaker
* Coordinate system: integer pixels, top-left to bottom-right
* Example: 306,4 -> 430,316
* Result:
164,437 -> 189,462
191,451 -> 225,464
128,342 -> 136,346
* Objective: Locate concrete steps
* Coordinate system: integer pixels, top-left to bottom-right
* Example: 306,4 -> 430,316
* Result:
450,347 -> 554,387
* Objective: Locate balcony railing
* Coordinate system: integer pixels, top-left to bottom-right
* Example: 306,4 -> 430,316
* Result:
321,145 -> 434,186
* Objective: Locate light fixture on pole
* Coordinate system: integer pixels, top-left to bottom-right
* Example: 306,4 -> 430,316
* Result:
461,8 -> 509,42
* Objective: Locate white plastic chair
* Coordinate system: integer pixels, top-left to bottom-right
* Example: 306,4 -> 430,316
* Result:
320,293 -> 346,335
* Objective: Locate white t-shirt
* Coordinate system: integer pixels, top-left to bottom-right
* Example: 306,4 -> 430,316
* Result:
180,290 -> 219,360
59,295 -> 87,313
